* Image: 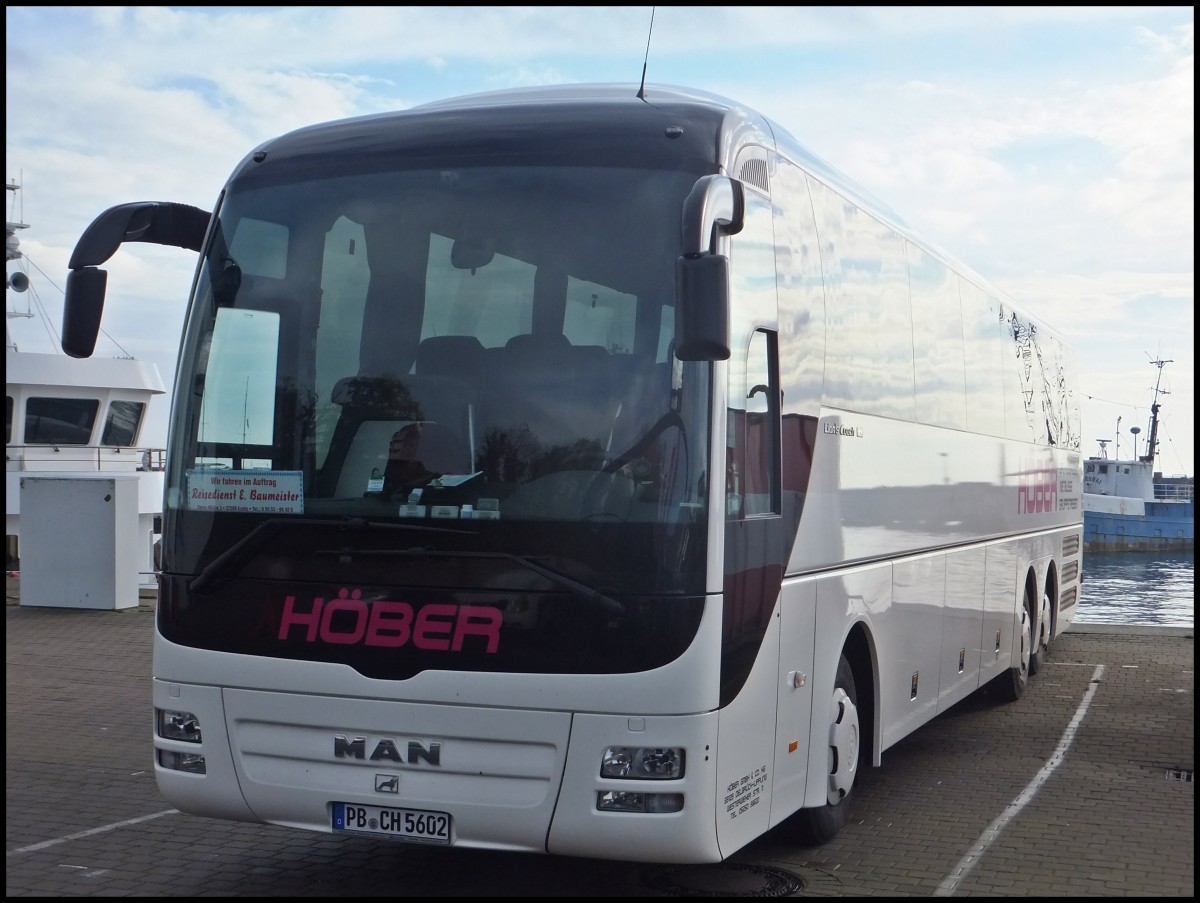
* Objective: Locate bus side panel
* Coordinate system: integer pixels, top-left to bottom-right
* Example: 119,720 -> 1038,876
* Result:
711,593 -> 782,857
768,577 -> 817,829
881,554 -> 946,749
981,542 -> 1019,684
938,546 -> 988,712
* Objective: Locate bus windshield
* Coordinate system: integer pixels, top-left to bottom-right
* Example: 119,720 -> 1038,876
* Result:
165,162 -> 713,595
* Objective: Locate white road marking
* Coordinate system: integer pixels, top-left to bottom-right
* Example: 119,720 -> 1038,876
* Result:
7,810 -> 179,855
935,664 -> 1105,896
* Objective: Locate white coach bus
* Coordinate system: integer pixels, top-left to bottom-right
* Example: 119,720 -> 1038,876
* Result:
61,83 -> 1082,864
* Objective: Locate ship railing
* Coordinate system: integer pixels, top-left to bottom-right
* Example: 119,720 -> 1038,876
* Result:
1154,482 -> 1195,502
6,445 -> 167,472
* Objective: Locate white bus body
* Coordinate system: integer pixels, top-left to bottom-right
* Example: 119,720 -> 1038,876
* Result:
64,84 -> 1082,864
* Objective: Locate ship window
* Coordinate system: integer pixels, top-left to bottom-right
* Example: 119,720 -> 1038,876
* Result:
101,400 -> 146,447
25,397 -> 100,445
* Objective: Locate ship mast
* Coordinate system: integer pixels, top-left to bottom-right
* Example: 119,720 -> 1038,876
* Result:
6,177 -> 34,353
1140,357 -> 1172,465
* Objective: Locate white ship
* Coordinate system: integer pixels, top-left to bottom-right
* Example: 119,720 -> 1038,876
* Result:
6,178 -> 166,590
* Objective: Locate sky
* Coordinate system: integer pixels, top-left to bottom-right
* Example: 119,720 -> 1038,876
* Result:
5,6 -> 1195,477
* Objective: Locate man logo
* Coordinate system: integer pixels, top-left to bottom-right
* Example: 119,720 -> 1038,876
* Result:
375,774 -> 399,793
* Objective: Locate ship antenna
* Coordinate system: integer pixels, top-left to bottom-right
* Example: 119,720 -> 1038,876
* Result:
1142,355 -> 1173,465
636,7 -> 656,101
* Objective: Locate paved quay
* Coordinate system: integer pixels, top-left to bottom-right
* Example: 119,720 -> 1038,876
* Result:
6,576 -> 1194,897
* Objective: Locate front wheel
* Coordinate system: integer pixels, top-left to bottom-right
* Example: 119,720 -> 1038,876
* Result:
793,654 -> 861,844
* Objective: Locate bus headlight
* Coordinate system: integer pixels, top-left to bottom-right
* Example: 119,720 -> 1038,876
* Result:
156,708 -> 206,774
600,746 -> 684,779
597,746 -> 685,812
157,708 -> 202,742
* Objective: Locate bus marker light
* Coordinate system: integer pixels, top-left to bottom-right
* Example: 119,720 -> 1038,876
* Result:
158,749 -> 207,774
597,791 -> 684,813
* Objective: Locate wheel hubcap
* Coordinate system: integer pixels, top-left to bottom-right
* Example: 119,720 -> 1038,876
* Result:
827,687 -> 859,804
1039,593 -> 1051,653
1018,607 -> 1031,677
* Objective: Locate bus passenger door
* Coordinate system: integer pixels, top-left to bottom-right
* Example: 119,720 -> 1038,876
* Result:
717,325 -> 786,847
715,183 -> 787,851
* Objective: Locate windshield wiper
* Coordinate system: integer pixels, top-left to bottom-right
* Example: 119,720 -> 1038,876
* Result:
505,552 -> 625,616
188,517 -> 471,594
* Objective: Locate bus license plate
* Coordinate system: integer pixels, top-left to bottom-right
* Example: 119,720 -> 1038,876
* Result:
332,802 -> 451,844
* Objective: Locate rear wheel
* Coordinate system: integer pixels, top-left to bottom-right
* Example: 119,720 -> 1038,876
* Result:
1030,591 -> 1051,675
794,654 -> 860,844
995,593 -> 1033,702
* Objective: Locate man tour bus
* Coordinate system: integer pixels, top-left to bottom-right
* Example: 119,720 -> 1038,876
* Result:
62,84 -> 1083,864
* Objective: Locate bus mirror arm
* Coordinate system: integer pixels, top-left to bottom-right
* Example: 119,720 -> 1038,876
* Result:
62,201 -> 211,359
674,175 -> 743,362
679,174 -> 745,256
67,201 -> 211,270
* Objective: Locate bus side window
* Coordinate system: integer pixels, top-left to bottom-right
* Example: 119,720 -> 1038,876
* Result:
729,328 -> 780,518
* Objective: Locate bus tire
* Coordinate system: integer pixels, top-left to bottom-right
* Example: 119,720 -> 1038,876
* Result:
794,653 -> 860,844
1030,591 -> 1051,675
994,594 -> 1033,702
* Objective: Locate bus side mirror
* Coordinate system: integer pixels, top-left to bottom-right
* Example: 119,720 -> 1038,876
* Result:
675,254 -> 730,361
62,267 -> 108,358
674,175 -> 743,361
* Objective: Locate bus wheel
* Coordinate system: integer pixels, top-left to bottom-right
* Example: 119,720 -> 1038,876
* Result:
1030,592 -> 1051,675
794,654 -> 860,844
995,597 -> 1032,702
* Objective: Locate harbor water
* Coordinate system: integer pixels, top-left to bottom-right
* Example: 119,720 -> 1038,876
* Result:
1077,551 -> 1195,628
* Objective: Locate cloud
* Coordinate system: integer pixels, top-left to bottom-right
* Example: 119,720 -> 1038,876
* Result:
6,5 -> 1193,475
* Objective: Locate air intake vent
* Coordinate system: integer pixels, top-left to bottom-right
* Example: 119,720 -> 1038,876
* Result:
1063,534 -> 1080,556
738,157 -> 770,194
1062,561 -> 1079,583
